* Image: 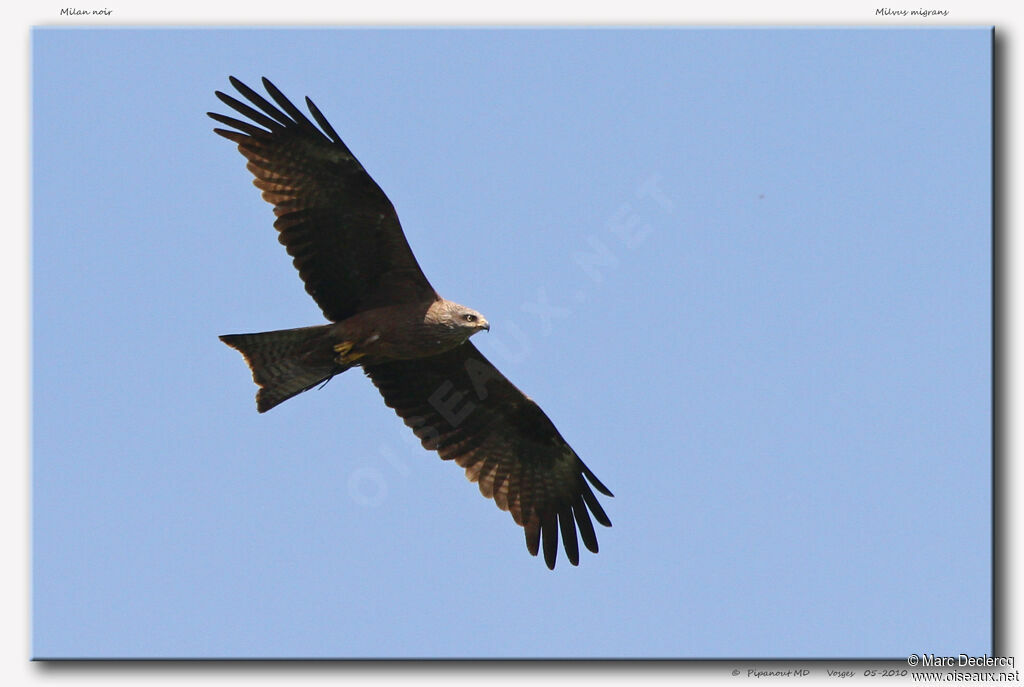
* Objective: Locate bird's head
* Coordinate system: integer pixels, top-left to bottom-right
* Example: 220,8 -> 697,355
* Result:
429,299 -> 490,342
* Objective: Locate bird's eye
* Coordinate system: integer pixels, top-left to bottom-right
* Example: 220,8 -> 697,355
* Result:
463,314 -> 477,322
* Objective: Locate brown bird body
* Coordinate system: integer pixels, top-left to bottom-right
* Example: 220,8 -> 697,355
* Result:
212,77 -> 612,569
221,299 -> 489,411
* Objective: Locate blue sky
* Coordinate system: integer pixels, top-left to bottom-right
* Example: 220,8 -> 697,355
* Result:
32,27 -> 991,659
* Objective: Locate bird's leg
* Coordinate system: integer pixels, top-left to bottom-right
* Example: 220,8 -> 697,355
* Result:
333,340 -> 366,365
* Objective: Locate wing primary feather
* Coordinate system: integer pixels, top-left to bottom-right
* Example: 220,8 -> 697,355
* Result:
580,461 -> 614,497
580,480 -> 612,527
305,96 -> 342,144
524,517 -> 541,557
541,511 -> 558,570
214,90 -> 282,132
559,507 -> 580,566
227,76 -> 292,127
212,128 -> 249,145
260,77 -> 320,135
207,111 -> 268,137
573,495 -> 599,553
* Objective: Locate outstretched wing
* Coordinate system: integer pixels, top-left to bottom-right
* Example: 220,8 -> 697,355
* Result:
364,343 -> 613,569
209,77 -> 437,322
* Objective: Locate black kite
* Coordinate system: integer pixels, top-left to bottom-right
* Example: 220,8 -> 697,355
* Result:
212,77 -> 612,569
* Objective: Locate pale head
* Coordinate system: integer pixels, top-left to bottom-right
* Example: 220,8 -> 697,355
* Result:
425,299 -> 490,345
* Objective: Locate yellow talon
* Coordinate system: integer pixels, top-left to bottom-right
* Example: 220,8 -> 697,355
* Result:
333,341 -> 366,364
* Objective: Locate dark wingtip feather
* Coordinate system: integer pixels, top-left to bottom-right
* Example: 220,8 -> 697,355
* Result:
261,77 -> 319,134
524,518 -> 541,557
213,90 -> 282,133
226,77 -> 291,127
559,508 -> 580,566
580,480 -> 612,528
305,96 -> 342,144
573,496 -> 599,553
211,128 -> 247,145
208,112 -> 267,138
541,512 -> 558,570
581,461 -> 614,497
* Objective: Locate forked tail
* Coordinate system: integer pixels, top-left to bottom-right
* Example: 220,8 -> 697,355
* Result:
219,324 -> 344,412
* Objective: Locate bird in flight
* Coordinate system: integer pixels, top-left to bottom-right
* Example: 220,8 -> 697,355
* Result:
211,77 -> 612,569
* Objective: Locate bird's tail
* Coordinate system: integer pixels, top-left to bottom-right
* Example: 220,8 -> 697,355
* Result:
220,324 -> 345,413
